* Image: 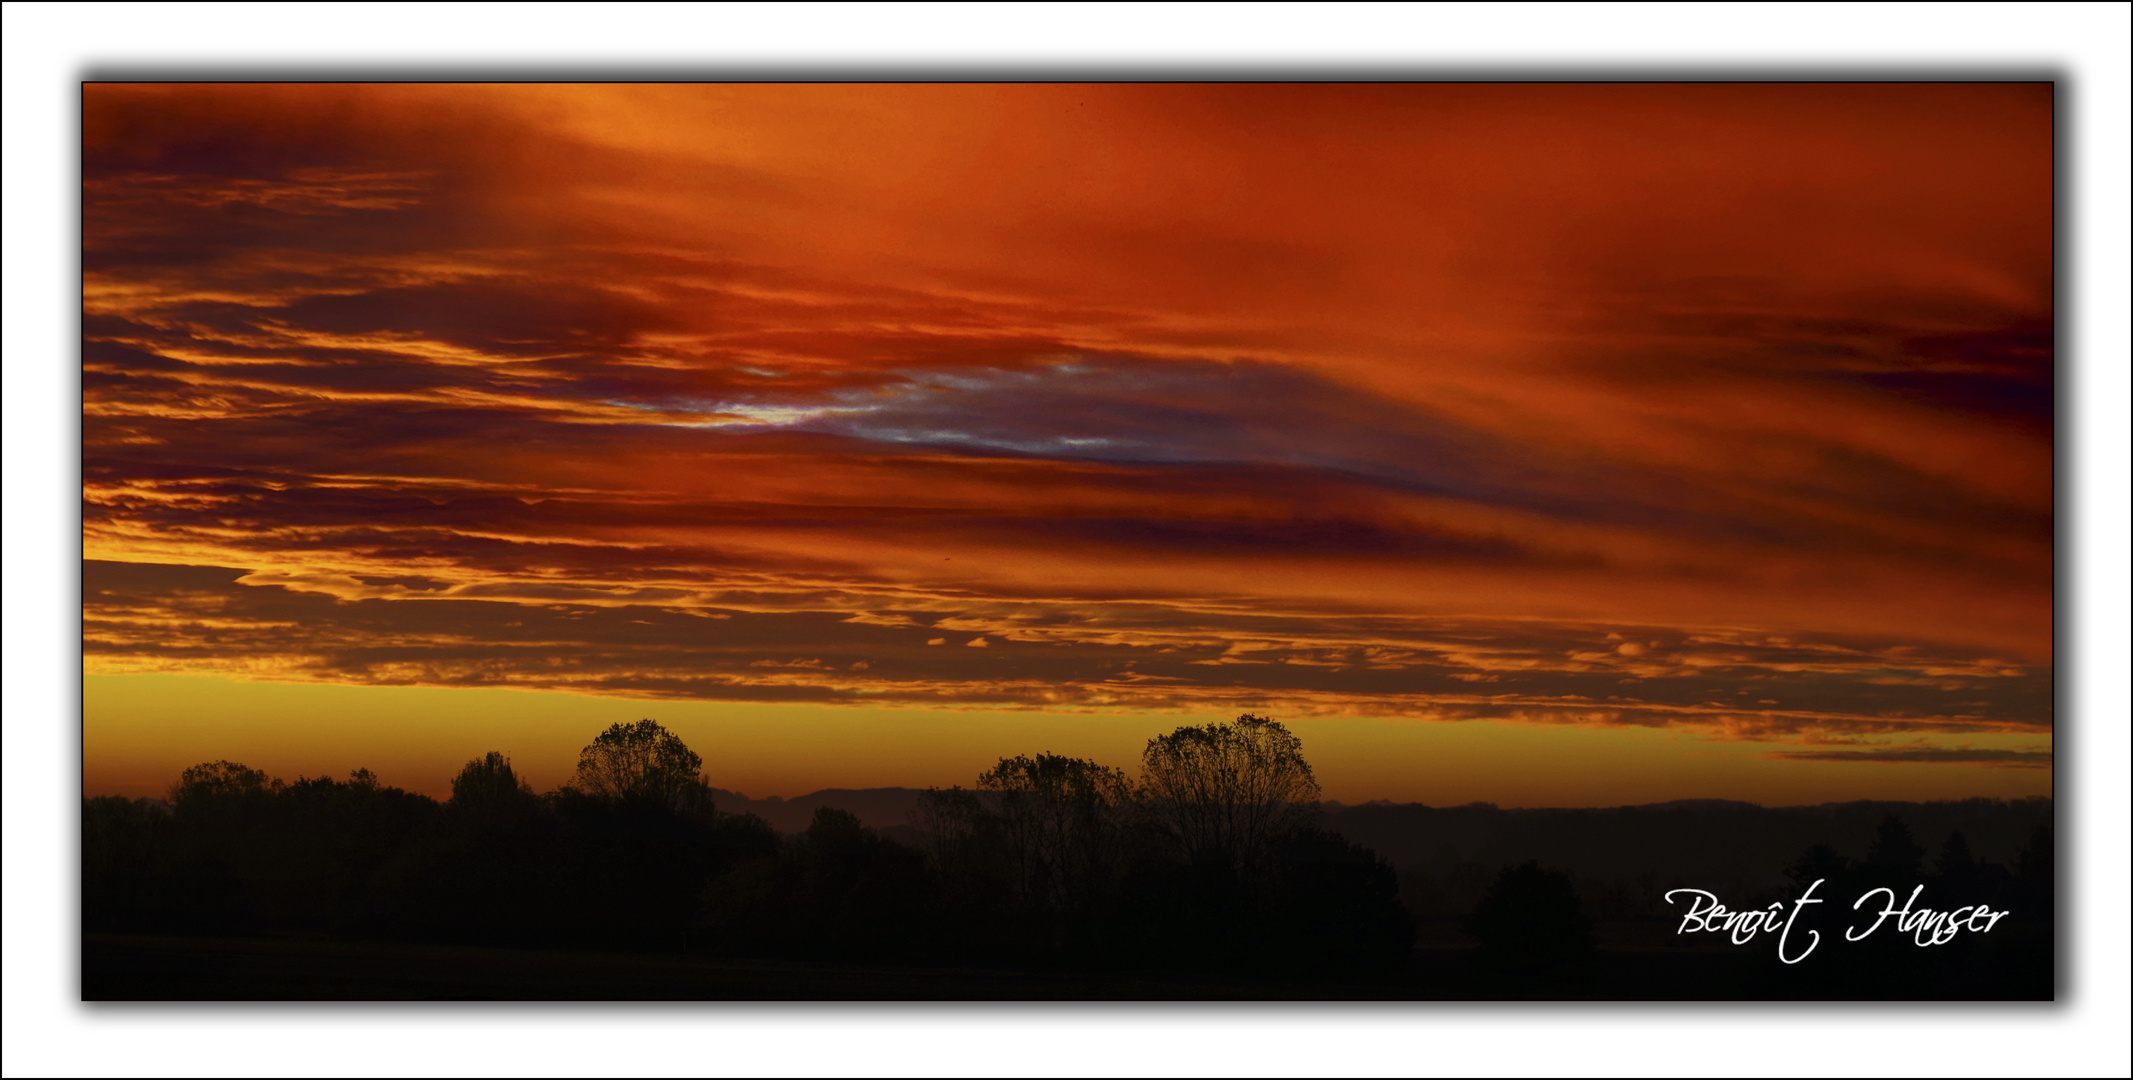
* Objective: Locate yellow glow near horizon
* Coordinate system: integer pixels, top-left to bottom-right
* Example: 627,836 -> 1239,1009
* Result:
84,674 -> 2052,808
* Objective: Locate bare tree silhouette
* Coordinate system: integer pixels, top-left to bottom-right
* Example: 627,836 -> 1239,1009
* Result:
978,753 -> 1136,929
1140,714 -> 1319,872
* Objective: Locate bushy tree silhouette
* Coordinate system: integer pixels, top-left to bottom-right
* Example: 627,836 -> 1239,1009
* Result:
82,795 -> 182,933
697,806 -> 930,962
978,753 -> 1136,933
1140,714 -> 1319,871
1930,829 -> 1982,893
1785,841 -> 1854,889
1864,814 -> 1926,879
451,751 -> 535,808
570,719 -> 712,812
170,759 -> 280,807
1462,861 -> 1594,991
2012,822 -> 2053,920
1257,828 -> 1416,979
1933,829 -> 1974,877
909,784 -> 1026,961
912,785 -> 995,873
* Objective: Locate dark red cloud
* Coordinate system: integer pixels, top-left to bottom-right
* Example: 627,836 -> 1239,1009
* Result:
82,84 -> 2053,765
86,559 -> 2048,744
1771,747 -> 2051,768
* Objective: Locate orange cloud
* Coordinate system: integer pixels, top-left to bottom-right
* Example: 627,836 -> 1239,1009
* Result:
81,84 -> 2053,776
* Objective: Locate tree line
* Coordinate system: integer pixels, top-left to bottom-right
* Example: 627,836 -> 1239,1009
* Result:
85,715 -> 1415,982
82,714 -> 2052,995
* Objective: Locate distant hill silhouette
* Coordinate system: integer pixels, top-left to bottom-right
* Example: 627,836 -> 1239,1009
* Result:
716,789 -> 2048,921
709,787 -> 926,836
1317,796 -> 2050,923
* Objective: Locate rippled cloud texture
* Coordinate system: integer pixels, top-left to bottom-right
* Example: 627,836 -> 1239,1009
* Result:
83,85 -> 2053,773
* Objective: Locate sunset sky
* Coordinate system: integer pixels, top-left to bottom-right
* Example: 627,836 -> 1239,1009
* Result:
80,83 -> 2054,804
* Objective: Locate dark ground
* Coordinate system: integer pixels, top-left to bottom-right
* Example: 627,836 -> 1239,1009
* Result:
83,933 -> 1410,1001
90,932 -> 2009,1002
82,787 -> 2051,1002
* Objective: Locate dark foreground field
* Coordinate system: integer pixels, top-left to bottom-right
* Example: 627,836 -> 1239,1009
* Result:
86,933 -> 2044,1002
80,934 -> 1729,1001
85,934 -> 1388,1001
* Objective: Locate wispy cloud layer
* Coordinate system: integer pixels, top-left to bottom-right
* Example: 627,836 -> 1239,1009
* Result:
86,560 -> 2049,749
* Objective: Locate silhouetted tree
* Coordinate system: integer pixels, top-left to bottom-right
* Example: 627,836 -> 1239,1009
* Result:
1785,841 -> 1854,889
366,752 -> 558,943
697,806 -> 931,962
570,719 -> 713,813
1991,822 -> 2056,997
1256,828 -> 1416,979
1140,714 -> 1319,873
1863,814 -> 1926,879
2012,822 -> 2053,920
170,759 -> 281,810
908,784 -> 1025,960
1462,861 -> 1594,991
1932,829 -> 1974,878
1929,829 -> 1986,894
451,752 -> 535,808
913,785 -> 994,872
261,768 -> 438,934
112,761 -> 293,934
1108,841 -> 1251,973
82,796 -> 179,933
978,753 -> 1136,936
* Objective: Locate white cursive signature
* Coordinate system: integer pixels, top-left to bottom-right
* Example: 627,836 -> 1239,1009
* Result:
1845,885 -> 2013,946
1663,880 -> 2010,963
1665,880 -> 1826,963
